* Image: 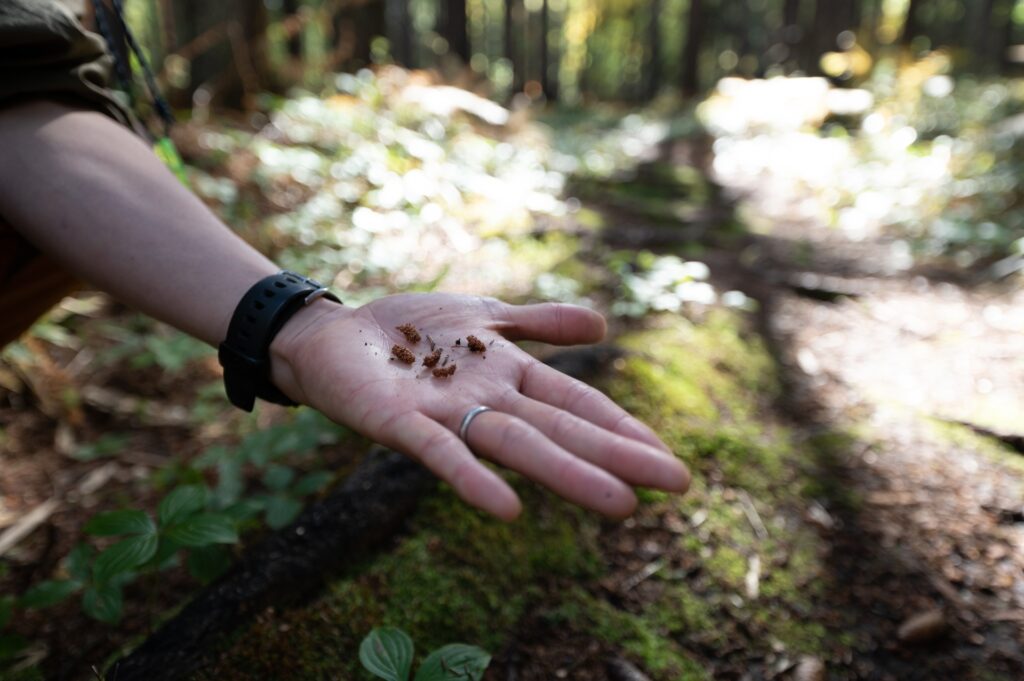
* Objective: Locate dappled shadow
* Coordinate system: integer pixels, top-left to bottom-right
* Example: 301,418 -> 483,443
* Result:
579,119 -> 1024,677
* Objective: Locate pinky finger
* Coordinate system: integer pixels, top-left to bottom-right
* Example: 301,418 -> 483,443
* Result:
386,411 -> 522,521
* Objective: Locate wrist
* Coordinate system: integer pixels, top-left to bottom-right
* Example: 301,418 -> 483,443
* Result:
269,296 -> 353,405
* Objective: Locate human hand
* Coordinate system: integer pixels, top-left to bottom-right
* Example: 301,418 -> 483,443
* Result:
270,293 -> 689,520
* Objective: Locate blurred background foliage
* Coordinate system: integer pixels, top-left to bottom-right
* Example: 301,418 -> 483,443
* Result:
106,0 -> 1024,272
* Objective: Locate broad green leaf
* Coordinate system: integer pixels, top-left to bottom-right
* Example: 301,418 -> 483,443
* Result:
84,509 -> 155,537
93,534 -> 159,584
264,495 -> 302,530
415,645 -> 491,681
158,485 -> 207,526
152,537 -> 182,570
65,542 -> 95,582
262,464 -> 295,492
19,580 -> 80,609
187,545 -> 233,584
293,470 -> 333,496
163,513 -> 238,547
82,583 -> 123,624
223,498 -> 265,523
359,627 -> 414,681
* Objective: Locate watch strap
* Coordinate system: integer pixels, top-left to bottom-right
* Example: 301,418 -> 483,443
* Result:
218,271 -> 340,411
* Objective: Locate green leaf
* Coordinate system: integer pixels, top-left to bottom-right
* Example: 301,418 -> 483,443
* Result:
0,596 -> 13,629
82,583 -> 123,624
222,498 -> 265,523
152,537 -> 182,571
0,633 -> 27,661
262,464 -> 295,492
84,509 -> 155,537
187,545 -> 232,584
73,433 -> 130,461
212,458 -> 243,509
194,444 -> 230,469
359,627 -> 414,681
415,645 -> 491,681
19,580 -> 80,609
158,485 -> 207,526
264,495 -> 302,530
93,534 -> 158,584
65,542 -> 95,582
293,470 -> 333,496
163,513 -> 238,547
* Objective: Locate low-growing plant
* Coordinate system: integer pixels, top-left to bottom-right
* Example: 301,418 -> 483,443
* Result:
359,628 -> 490,681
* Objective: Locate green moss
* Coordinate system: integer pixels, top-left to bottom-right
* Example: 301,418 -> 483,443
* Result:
204,484 -> 602,679
927,418 -> 1024,478
609,312 -> 778,436
543,588 -> 709,681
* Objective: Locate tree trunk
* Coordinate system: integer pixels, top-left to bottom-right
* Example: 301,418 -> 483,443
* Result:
646,0 -> 661,100
541,0 -> 555,100
681,0 -> 703,96
505,0 -> 524,93
352,0 -> 386,68
900,0 -> 922,47
171,0 -> 268,109
439,0 -> 470,64
283,0 -> 302,59
389,0 -> 413,67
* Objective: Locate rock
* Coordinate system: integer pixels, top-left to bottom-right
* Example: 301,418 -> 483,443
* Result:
793,655 -> 825,681
897,609 -> 946,644
607,657 -> 653,681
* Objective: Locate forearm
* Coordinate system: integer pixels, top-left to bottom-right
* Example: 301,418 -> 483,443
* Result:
0,99 -> 277,345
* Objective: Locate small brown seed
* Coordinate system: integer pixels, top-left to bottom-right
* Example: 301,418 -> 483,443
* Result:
432,364 -> 457,378
422,348 -> 442,367
396,323 -> 420,343
391,345 -> 415,364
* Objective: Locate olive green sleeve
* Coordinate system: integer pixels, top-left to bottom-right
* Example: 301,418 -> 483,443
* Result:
0,0 -> 135,128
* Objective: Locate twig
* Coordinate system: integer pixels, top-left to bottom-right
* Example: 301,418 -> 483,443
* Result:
745,554 -> 761,599
738,490 -> 769,541
0,499 -> 60,558
622,558 -> 666,592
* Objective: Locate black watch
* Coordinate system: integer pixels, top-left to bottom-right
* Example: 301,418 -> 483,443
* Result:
218,271 -> 341,412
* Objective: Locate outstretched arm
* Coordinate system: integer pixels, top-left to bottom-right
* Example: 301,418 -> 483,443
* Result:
0,99 -> 689,520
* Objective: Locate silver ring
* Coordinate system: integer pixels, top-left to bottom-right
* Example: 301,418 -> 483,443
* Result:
459,406 -> 493,443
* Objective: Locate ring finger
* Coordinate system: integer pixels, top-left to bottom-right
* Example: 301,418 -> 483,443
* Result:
458,406 -> 638,518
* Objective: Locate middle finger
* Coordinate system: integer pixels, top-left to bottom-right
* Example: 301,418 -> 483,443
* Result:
460,408 -> 638,518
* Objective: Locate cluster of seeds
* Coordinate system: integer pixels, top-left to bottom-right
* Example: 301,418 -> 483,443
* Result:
388,323 -> 488,379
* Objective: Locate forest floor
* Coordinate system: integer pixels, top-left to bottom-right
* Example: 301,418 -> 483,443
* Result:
1,73 -> 1023,680
470,136 -> 1024,679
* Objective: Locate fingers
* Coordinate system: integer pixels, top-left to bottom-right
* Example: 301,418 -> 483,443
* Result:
520,361 -> 672,454
385,411 -> 522,521
496,393 -> 690,493
461,409 -> 638,518
493,301 -> 607,345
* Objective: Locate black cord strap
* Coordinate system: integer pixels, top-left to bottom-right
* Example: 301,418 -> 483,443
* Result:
89,0 -> 176,137
218,272 -> 341,412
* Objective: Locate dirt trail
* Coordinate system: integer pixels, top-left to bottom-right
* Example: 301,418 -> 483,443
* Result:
720,171 -> 1024,677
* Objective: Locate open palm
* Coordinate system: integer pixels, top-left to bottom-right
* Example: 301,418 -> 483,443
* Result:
274,293 -> 689,520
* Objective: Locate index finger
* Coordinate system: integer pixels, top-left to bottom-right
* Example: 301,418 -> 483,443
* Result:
488,300 -> 607,345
